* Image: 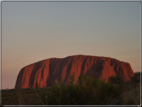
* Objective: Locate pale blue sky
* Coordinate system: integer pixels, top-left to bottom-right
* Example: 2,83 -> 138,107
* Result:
1,1 -> 141,89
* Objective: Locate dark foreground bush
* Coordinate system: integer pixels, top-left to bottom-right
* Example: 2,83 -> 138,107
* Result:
38,72 -> 121,105
131,72 -> 140,84
122,83 -> 140,105
108,75 -> 124,86
121,72 -> 141,105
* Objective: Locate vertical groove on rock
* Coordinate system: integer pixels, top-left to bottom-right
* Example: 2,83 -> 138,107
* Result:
15,55 -> 135,89
64,57 -> 74,84
81,56 -> 88,75
29,62 -> 43,88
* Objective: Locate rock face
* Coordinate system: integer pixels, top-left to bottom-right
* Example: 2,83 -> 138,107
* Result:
15,55 -> 134,89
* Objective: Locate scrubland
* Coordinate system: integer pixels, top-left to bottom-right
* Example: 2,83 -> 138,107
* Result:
2,72 -> 141,105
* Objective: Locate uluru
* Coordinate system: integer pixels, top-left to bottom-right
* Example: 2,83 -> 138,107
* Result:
15,55 -> 134,89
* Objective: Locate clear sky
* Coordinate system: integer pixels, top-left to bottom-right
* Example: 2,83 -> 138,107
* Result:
1,1 -> 141,89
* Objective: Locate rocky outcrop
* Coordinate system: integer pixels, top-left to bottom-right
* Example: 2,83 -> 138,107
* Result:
15,55 -> 134,89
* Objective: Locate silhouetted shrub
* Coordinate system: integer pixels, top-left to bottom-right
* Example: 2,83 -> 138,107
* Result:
108,75 -> 124,86
122,84 -> 140,105
39,71 -> 121,105
131,72 -> 140,84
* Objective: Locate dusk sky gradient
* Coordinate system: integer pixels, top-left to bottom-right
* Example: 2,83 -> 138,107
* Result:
1,1 -> 141,89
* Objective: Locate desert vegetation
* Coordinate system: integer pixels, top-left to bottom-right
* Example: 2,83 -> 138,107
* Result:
2,71 -> 141,105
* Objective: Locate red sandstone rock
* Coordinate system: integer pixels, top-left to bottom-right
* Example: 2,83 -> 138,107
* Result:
15,55 -> 134,89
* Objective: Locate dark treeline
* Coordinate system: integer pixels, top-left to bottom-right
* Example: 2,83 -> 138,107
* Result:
2,71 -> 141,105
35,71 -> 141,105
